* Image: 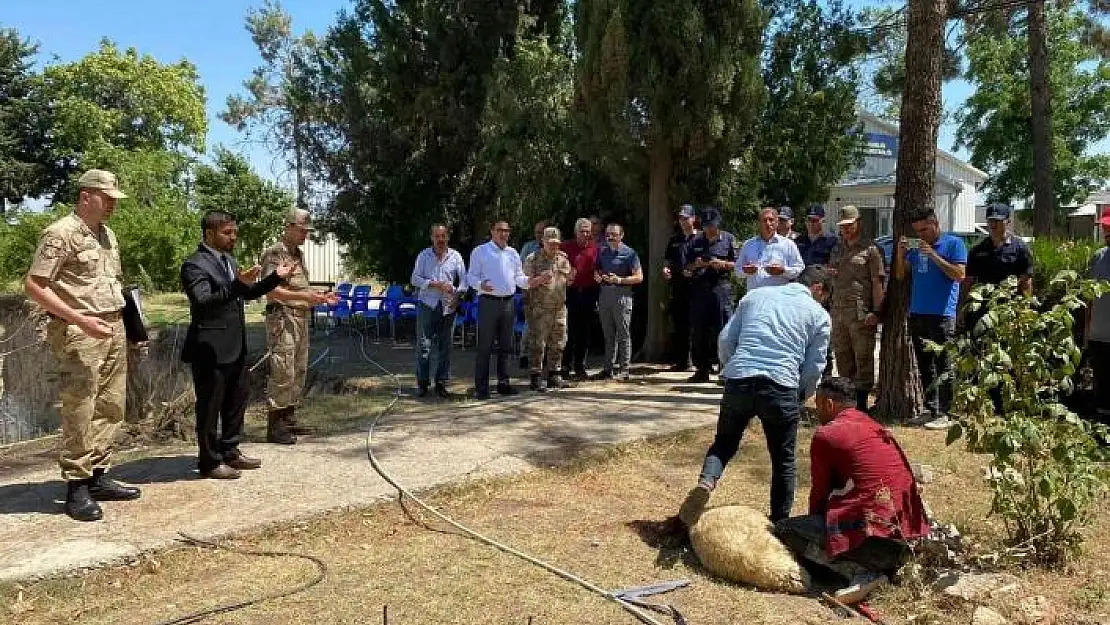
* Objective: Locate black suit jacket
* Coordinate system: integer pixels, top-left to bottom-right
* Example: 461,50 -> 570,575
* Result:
180,244 -> 282,365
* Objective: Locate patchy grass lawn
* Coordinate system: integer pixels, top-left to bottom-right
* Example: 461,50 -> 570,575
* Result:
4,424 -> 1109,625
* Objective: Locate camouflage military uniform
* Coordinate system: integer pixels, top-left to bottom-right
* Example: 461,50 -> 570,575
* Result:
523,250 -> 572,378
828,238 -> 885,394
28,214 -> 127,480
261,241 -> 312,411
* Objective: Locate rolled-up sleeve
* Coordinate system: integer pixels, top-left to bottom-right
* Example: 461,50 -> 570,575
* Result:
800,309 -> 831,399
411,251 -> 432,290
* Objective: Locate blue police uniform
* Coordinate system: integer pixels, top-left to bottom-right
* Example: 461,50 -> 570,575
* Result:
683,228 -> 738,378
796,232 -> 838,267
666,229 -> 697,369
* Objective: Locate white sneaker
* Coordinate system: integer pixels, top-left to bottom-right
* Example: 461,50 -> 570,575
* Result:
923,415 -> 955,431
834,573 -> 888,604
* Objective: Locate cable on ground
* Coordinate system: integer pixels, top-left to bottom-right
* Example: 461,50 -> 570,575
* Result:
149,532 -> 327,625
348,324 -> 683,625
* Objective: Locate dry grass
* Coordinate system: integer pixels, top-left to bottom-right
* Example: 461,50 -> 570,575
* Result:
4,423 -> 1109,625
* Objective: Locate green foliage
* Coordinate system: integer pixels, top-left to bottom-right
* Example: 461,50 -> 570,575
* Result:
941,273 -> 1110,564
752,0 -> 867,207
0,27 -> 50,204
1029,237 -> 1102,294
955,6 -> 1110,210
37,40 -> 207,200
194,147 -> 294,264
0,206 -> 64,281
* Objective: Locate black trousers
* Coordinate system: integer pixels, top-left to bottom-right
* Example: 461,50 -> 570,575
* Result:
669,282 -> 692,367
909,314 -> 955,417
690,282 -> 733,374
190,357 -> 250,473
562,287 -> 599,373
1090,341 -> 1110,422
475,296 -> 515,394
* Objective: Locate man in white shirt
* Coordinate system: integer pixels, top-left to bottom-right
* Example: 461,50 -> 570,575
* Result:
468,220 -> 550,399
737,207 -> 805,291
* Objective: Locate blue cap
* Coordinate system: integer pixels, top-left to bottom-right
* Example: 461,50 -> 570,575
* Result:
806,205 -> 826,219
985,203 -> 1012,221
677,204 -> 696,219
701,207 -> 723,227
778,206 -> 794,220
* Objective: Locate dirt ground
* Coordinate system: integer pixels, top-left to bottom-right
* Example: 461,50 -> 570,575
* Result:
4,422 -> 1109,625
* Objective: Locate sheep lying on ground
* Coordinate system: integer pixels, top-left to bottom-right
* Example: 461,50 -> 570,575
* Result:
689,505 -> 812,594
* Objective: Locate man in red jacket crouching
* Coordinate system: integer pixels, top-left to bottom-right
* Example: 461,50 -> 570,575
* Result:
775,376 -> 931,604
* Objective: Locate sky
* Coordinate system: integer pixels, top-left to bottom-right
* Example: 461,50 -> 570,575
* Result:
2,0 -> 1075,190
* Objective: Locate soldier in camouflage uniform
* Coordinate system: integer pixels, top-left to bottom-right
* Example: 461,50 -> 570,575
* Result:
24,169 -> 142,522
828,206 -> 885,412
260,209 -> 337,444
523,226 -> 574,392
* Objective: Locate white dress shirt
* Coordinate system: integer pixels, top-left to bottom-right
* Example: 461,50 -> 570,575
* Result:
467,240 -> 530,297
735,233 -> 805,290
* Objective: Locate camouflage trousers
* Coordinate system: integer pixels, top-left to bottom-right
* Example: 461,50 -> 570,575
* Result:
830,310 -> 877,393
266,308 -> 309,409
46,315 -> 127,481
526,305 -> 568,376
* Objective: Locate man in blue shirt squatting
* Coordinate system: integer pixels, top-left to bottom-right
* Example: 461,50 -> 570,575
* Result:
895,209 -> 967,430
677,265 -> 832,528
682,206 -> 738,384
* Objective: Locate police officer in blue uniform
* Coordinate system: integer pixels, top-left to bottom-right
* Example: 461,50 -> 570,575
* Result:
664,204 -> 699,372
795,205 -> 838,267
682,207 -> 737,383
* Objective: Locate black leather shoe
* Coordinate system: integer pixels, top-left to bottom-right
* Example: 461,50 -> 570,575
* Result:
687,371 -> 711,384
547,374 -> 569,389
89,470 -> 141,501
529,374 -> 546,392
417,384 -> 430,398
496,383 -> 519,396
65,480 -> 103,522
435,383 -> 452,399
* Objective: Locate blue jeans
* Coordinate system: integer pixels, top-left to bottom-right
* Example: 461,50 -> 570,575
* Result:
700,376 -> 801,522
774,514 -> 910,581
416,302 -> 454,386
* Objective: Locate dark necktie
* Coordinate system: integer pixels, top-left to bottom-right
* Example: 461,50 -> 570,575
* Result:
222,255 -> 234,281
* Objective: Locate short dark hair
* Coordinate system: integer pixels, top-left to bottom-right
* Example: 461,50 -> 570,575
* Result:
910,209 -> 937,224
817,377 -> 856,404
796,264 -> 832,292
201,210 -> 236,234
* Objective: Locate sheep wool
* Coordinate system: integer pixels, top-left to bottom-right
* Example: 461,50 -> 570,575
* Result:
689,505 -> 811,594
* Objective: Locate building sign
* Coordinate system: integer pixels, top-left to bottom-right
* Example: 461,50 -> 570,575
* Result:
862,133 -> 898,159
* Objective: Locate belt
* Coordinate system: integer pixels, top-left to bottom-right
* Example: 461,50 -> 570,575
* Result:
265,303 -> 311,315
482,294 -> 514,300
58,310 -> 122,321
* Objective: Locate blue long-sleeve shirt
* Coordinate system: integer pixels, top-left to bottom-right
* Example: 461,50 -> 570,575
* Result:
735,233 -> 805,290
718,282 -> 831,399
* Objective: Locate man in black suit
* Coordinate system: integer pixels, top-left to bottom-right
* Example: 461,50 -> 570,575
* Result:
181,211 -> 292,479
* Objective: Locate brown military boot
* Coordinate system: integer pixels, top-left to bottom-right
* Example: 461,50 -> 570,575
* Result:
286,407 -> 314,436
267,408 -> 297,445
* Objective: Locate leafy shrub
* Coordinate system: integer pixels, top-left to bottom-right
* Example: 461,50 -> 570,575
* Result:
1029,237 -> 1100,294
940,272 -> 1110,564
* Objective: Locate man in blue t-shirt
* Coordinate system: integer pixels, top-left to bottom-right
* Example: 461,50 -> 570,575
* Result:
894,210 -> 967,429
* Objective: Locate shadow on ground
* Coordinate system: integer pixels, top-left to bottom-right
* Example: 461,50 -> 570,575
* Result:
0,454 -> 196,517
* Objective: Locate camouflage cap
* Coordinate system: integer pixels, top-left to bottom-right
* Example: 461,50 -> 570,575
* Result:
77,169 -> 127,199
543,226 -> 562,243
286,207 -> 311,227
837,205 -> 861,226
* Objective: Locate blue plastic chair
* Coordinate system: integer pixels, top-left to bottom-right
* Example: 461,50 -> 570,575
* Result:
333,299 -> 352,325
336,282 -> 353,300
351,293 -> 387,338
453,300 -> 475,347
351,284 -> 372,300
383,284 -> 420,341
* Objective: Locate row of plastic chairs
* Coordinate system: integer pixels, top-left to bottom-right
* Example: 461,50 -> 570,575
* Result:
318,283 -> 529,351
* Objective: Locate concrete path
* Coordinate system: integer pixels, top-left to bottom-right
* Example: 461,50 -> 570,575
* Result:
0,370 -> 723,582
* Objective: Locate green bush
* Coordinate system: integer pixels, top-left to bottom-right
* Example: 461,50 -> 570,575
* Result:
940,272 -> 1110,564
1030,237 -> 1101,294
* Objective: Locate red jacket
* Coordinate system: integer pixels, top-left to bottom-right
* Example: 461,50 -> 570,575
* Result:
809,409 -> 930,557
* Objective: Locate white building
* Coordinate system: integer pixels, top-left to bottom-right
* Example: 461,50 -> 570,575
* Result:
301,232 -> 348,284
825,112 -> 988,238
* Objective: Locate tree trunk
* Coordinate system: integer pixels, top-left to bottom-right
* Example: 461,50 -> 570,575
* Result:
874,0 -> 947,422
641,140 -> 673,362
293,111 -> 308,210
1029,0 -> 1055,237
